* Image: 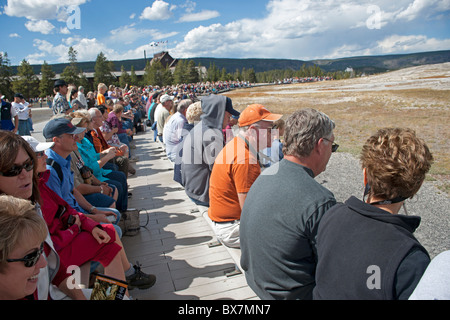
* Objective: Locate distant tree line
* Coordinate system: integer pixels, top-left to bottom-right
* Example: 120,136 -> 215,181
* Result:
1,48 -> 355,101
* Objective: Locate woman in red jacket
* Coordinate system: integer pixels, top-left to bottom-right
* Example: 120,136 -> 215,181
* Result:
0,132 -> 155,299
23,135 -> 154,292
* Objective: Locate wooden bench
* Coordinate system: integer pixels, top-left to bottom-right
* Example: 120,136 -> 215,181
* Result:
197,205 -> 243,277
155,135 -> 244,277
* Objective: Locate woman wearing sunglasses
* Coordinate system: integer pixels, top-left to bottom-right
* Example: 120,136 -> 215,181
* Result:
0,130 -> 81,299
0,195 -> 48,300
0,131 -> 154,299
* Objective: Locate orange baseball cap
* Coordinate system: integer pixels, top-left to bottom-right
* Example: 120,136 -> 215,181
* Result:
238,104 -> 282,127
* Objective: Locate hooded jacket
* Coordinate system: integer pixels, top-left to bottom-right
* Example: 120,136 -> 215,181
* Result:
181,95 -> 227,204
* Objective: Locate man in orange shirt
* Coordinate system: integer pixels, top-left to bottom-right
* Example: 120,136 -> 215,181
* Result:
208,104 -> 282,248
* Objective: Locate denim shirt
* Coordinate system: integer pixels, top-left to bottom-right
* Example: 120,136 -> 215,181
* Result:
45,148 -> 85,213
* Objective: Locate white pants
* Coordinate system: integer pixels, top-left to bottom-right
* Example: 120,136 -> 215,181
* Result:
212,220 -> 240,248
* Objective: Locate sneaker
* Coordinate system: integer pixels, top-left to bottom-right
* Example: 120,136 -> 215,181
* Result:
126,262 -> 156,290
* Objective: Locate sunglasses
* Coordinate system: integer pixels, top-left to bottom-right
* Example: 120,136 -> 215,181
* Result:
0,158 -> 34,177
7,242 -> 44,268
323,137 -> 339,153
35,151 -> 45,158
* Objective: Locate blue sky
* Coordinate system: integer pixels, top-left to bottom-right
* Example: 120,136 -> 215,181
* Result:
1,0 -> 450,66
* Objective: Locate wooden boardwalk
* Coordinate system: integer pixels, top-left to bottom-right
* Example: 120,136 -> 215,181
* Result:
118,128 -> 257,300
31,119 -> 257,300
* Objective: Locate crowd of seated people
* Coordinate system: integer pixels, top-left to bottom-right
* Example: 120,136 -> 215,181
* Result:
0,78 -> 448,301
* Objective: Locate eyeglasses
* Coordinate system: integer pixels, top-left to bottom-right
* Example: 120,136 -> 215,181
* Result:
0,158 -> 34,177
7,242 -> 44,268
323,137 -> 339,153
35,151 -> 45,158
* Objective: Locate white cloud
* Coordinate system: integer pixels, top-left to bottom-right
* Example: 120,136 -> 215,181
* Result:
27,34 -> 174,64
13,0 -> 450,66
60,27 -> 71,34
395,0 -> 438,21
28,37 -> 118,63
178,10 -> 220,22
26,52 -> 46,65
180,0 -> 196,13
109,24 -> 178,45
171,0 -> 450,60
25,20 -> 56,34
9,33 -> 21,38
3,0 -> 87,20
376,34 -> 450,54
140,0 -> 175,20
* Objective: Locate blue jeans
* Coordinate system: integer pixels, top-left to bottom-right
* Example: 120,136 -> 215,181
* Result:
84,184 -> 116,208
117,133 -> 131,157
105,170 -> 128,212
151,122 -> 158,141
18,120 -> 30,136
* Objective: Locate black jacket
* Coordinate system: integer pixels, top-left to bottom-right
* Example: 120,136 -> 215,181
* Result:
313,196 -> 430,300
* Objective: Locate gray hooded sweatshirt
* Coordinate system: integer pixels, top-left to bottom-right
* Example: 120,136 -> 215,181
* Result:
181,94 -> 227,204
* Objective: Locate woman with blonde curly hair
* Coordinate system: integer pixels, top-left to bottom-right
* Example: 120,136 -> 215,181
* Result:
314,127 -> 433,300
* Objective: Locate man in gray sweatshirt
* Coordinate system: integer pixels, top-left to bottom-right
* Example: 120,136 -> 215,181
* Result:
180,94 -> 239,207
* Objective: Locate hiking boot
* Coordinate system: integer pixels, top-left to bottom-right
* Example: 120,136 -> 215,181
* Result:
126,262 -> 156,290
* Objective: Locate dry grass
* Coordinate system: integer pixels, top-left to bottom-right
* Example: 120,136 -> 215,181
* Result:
225,84 -> 450,193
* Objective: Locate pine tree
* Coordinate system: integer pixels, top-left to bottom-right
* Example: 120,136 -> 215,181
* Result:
0,52 -> 13,100
119,65 -> 131,88
61,46 -> 80,86
247,68 -> 256,83
12,59 -> 39,99
207,62 -> 219,82
39,61 -> 55,98
219,68 -> 228,81
234,68 -> 241,81
187,60 -> 200,84
162,67 -> 173,86
130,66 -> 139,86
144,60 -> 165,87
94,52 -> 115,88
78,69 -> 92,92
173,59 -> 185,84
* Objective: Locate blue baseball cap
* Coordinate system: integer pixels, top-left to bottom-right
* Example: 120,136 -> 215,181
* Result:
225,97 -> 240,117
43,117 -> 86,139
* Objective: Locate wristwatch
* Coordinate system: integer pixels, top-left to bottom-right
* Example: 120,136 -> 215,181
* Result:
100,185 -> 104,194
88,206 -> 96,213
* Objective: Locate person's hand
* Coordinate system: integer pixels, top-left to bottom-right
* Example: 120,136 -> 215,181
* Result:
88,211 -> 110,224
100,183 -> 113,197
92,227 -> 111,244
104,147 -> 117,160
73,215 -> 82,229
